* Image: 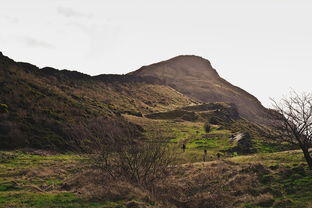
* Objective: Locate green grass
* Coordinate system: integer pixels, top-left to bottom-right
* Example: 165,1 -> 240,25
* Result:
253,139 -> 296,153
229,150 -> 306,166
168,123 -> 234,158
0,151 -> 128,208
125,115 -> 237,160
188,137 -> 232,151
0,192 -> 125,208
2,148 -> 312,207
257,172 -> 312,208
229,150 -> 312,208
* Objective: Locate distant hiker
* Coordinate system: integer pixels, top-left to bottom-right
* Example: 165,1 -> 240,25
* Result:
182,144 -> 186,152
217,152 -> 221,159
203,149 -> 207,162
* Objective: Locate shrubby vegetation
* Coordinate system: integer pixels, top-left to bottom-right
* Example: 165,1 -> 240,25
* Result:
68,117 -> 175,191
204,122 -> 211,133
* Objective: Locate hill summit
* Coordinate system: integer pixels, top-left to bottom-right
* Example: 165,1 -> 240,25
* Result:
130,55 -> 269,124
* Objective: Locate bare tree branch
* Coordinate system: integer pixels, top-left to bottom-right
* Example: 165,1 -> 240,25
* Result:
271,91 -> 312,169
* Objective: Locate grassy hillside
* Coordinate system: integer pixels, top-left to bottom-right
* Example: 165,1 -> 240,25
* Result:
124,109 -> 293,164
0,53 -> 195,150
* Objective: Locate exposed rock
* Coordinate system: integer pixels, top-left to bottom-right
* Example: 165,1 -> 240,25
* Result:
228,132 -> 256,154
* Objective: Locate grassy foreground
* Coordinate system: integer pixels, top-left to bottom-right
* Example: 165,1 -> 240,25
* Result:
0,149 -> 312,208
230,150 -> 312,208
0,151 -> 127,208
1,115 -> 310,207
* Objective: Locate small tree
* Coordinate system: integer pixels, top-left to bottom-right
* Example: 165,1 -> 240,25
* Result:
271,92 -> 312,169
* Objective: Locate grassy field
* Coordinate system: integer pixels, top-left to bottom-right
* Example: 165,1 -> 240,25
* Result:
1,115 -> 311,208
230,150 -> 312,208
0,151 -> 128,208
125,115 -> 232,147
1,149 -> 312,208
124,115 -> 293,162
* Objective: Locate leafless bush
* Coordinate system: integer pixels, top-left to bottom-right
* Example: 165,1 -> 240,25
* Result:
67,117 -> 176,189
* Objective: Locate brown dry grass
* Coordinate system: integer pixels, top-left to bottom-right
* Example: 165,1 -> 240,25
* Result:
65,169 -> 150,202
154,160 -> 272,208
66,160 -> 274,208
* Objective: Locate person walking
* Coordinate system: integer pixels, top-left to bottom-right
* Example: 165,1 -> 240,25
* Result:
217,152 -> 221,159
203,149 -> 207,162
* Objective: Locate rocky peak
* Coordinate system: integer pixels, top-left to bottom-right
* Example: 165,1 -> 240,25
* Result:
131,55 -> 220,81
131,55 -> 270,124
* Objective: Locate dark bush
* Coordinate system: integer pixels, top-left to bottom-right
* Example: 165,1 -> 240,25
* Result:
204,122 -> 211,133
0,104 -> 8,113
209,116 -> 220,125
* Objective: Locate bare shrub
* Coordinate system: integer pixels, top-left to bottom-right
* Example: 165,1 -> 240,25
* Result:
67,117 -> 176,189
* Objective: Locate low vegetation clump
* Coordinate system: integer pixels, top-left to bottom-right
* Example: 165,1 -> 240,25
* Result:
145,110 -> 199,121
204,122 -> 211,133
0,104 -> 8,113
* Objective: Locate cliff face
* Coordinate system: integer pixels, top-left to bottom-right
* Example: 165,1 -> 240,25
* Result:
130,55 -> 269,124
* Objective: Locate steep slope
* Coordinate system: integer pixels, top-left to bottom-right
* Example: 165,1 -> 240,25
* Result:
130,55 -> 269,124
0,52 -> 195,149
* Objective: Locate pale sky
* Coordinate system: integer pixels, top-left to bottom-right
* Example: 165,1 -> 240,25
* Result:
1,0 -> 312,107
